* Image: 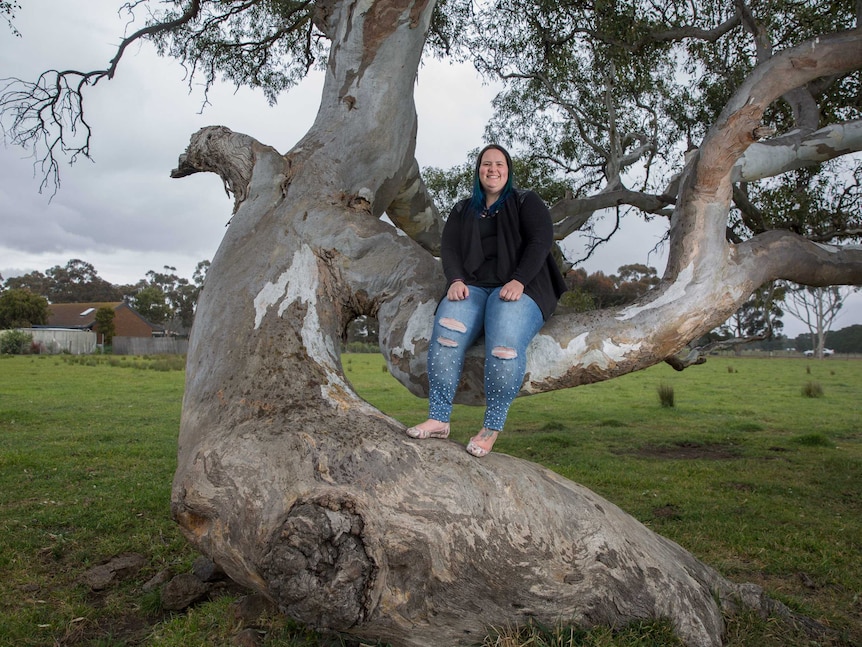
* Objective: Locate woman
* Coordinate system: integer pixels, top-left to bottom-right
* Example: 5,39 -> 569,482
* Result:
406,144 -> 566,457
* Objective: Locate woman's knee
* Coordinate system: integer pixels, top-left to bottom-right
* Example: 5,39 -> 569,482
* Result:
435,316 -> 469,347
490,345 -> 518,360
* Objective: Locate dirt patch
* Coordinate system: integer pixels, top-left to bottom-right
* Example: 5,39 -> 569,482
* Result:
629,441 -> 740,460
651,504 -> 683,520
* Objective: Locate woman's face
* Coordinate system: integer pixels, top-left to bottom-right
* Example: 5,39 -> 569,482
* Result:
478,148 -> 509,200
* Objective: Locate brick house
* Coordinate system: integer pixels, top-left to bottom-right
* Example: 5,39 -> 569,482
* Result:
47,302 -> 164,345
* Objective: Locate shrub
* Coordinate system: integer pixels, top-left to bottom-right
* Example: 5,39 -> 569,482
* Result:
658,382 -> 675,407
0,330 -> 34,355
801,381 -> 824,398
792,433 -> 833,447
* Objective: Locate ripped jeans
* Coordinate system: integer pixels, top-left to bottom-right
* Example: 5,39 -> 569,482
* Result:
427,286 -> 545,431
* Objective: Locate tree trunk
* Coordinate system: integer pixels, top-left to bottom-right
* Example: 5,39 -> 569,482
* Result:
171,4 -> 861,643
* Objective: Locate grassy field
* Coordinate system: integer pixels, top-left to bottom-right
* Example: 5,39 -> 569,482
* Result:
0,353 -> 859,646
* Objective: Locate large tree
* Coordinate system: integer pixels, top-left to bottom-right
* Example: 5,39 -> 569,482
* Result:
2,2 -> 861,646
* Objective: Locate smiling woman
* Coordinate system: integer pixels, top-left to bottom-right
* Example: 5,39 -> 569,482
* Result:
407,143 -> 566,457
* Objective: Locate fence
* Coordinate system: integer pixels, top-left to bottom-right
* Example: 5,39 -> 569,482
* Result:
112,336 -> 189,356
17,328 -> 98,355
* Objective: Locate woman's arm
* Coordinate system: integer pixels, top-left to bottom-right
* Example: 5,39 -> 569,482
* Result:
510,191 -> 554,286
440,201 -> 468,284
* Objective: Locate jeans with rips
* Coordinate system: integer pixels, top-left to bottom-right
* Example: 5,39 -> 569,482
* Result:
427,285 -> 545,431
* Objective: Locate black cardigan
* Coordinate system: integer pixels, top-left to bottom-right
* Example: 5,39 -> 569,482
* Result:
441,189 -> 567,320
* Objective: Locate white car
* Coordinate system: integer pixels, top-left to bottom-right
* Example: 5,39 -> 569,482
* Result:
804,348 -> 834,356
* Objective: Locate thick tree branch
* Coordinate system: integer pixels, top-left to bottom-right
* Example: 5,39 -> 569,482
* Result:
668,28 -> 862,277
551,188 -> 674,239
384,158 -> 444,256
731,120 -> 862,183
738,229 -> 862,286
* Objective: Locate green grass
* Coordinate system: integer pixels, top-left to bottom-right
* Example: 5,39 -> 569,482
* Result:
1,354 -> 860,646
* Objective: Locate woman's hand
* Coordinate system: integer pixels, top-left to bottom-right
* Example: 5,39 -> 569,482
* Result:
447,280 -> 469,301
500,280 -> 524,301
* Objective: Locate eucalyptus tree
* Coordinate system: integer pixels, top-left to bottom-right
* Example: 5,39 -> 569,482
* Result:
783,284 -> 856,358
1,1 -> 861,646
722,283 -> 785,347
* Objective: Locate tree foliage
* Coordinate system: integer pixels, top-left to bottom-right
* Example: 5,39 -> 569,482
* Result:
724,283 -> 785,339
0,329 -> 32,354
0,288 -> 49,328
134,263 -> 208,332
1,0 -> 20,36
129,286 -> 172,326
94,306 -> 116,345
149,0 -> 325,105
815,323 -> 862,353
3,259 -> 123,303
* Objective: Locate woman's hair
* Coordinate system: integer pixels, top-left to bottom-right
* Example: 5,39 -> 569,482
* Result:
469,144 -> 515,215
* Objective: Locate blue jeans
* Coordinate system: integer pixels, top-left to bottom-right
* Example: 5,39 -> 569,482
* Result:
427,286 -> 545,431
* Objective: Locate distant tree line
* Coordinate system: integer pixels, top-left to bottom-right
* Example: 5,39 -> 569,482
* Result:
792,325 -> 862,354
0,258 -> 209,334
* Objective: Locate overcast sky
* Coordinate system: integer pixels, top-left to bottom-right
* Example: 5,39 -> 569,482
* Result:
1,0 -> 859,338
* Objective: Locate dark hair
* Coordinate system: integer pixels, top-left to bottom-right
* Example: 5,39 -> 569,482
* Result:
469,144 -> 515,215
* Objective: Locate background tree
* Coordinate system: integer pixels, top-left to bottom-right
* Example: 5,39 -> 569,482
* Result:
1,1 -> 861,645
718,283 -> 786,353
4,259 -> 124,304
815,323 -> 862,353
2,259 -> 209,332
129,285 -> 172,327
564,264 -> 660,310
782,284 -> 856,358
45,259 -> 124,303
132,262 -> 209,333
0,288 -> 49,328
3,270 -> 53,299
94,306 -> 116,346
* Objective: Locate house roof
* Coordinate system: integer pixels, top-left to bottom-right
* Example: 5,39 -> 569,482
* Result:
47,302 -> 164,332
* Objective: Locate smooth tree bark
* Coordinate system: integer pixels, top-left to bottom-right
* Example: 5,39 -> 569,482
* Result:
169,0 -> 862,641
